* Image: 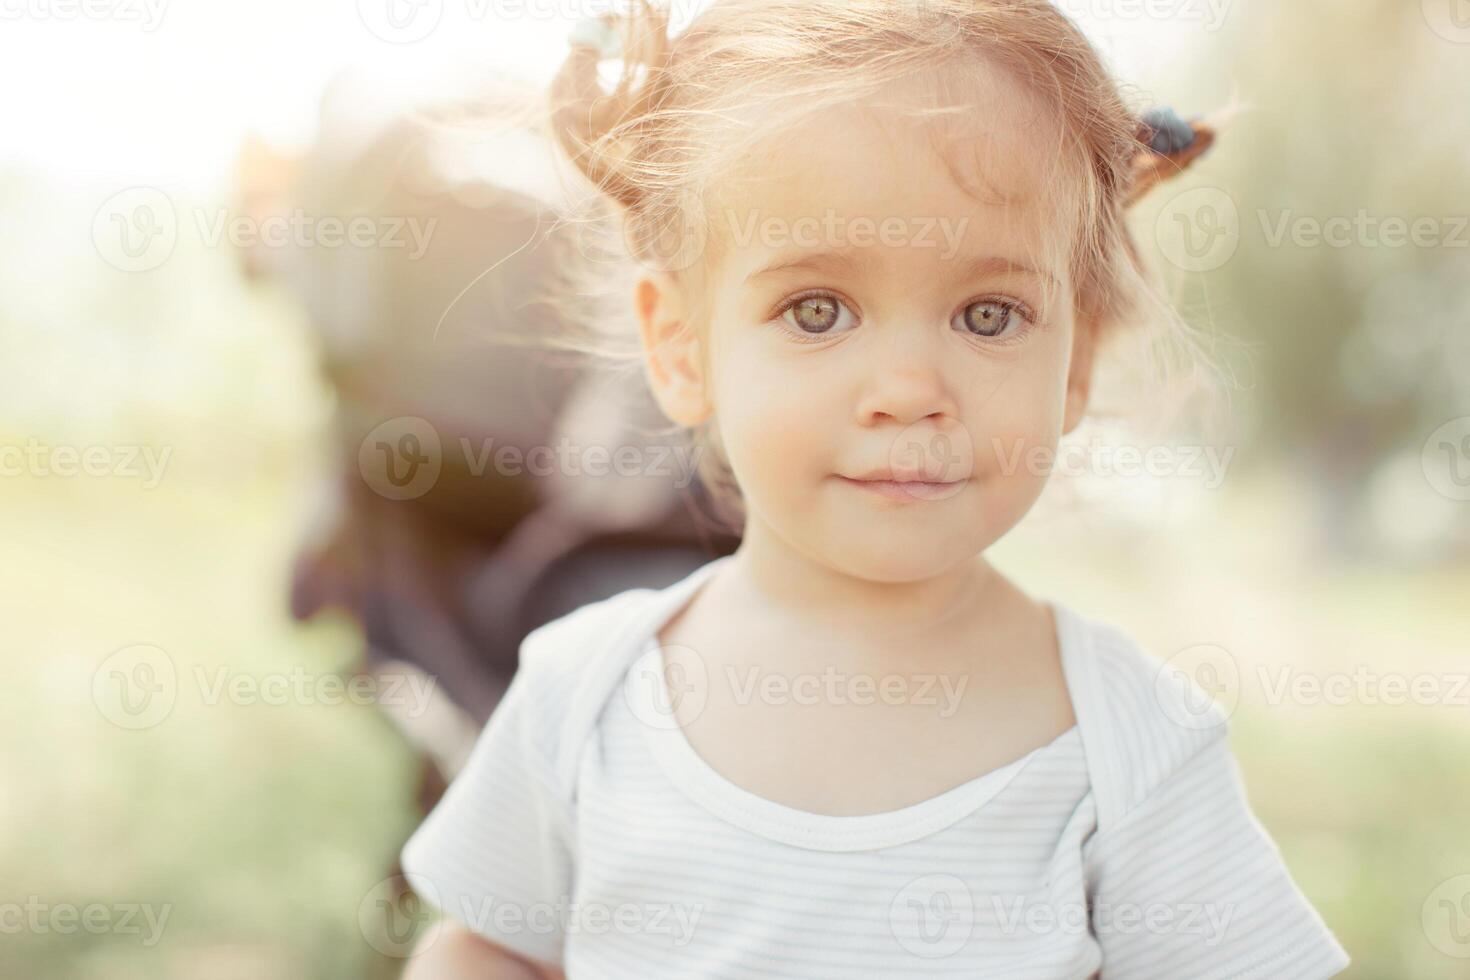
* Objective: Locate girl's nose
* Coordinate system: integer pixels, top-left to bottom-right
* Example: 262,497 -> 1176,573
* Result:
853,357 -> 959,428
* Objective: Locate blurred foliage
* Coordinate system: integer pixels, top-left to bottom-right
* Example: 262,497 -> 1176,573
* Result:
1137,0 -> 1470,560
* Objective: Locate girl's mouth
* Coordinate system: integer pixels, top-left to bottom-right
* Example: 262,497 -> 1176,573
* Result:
835,476 -> 967,501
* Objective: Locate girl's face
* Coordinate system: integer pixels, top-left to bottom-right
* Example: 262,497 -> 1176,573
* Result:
636,69 -> 1096,584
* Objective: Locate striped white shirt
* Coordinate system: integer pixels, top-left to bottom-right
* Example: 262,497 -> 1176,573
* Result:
401,555 -> 1350,978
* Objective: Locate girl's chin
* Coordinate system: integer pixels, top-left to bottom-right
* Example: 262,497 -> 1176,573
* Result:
806,537 -> 987,584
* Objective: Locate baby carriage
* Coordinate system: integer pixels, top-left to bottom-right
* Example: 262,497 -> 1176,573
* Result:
234,63 -> 740,810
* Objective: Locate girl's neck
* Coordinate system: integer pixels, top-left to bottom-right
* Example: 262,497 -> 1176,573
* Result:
724,516 -> 1004,643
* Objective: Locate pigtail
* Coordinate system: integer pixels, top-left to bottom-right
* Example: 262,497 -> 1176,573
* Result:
1104,106 -> 1219,321
1122,108 -> 1219,207
549,2 -> 674,213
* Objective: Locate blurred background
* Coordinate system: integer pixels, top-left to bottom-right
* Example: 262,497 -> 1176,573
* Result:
2,1 -> 1467,977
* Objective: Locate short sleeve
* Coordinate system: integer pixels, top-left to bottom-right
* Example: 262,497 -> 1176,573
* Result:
1085,734 -> 1350,979
400,665 -> 575,967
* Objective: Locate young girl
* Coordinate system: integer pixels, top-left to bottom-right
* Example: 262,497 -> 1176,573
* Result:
400,1 -> 1351,976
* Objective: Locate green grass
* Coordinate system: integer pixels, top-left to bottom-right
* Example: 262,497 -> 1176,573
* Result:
0,474 -> 422,980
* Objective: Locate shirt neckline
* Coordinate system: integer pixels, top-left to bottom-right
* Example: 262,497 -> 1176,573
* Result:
628,555 -> 1087,852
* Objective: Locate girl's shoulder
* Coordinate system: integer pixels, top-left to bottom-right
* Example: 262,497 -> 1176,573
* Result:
1056,603 -> 1235,827
515,560 -> 720,690
511,559 -> 725,801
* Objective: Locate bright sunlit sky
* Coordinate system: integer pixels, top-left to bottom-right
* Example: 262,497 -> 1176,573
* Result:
0,0 -> 1208,191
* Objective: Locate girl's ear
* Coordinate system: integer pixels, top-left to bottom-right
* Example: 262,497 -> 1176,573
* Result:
1062,314 -> 1097,436
634,272 -> 713,426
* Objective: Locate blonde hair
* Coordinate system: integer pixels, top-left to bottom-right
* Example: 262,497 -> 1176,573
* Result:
542,0 -> 1227,528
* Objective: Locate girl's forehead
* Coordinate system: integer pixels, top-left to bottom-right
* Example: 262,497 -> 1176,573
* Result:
706,64 -> 1081,267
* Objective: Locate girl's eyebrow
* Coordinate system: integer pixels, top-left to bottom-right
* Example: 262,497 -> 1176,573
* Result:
744,250 -> 1058,288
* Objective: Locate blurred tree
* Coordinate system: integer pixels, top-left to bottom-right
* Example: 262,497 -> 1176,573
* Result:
1195,0 -> 1470,560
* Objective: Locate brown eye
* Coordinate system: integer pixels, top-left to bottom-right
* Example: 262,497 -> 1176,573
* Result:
781,294 -> 855,336
954,299 -> 1021,339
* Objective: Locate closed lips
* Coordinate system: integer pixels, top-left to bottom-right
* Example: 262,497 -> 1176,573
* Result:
836,475 -> 968,500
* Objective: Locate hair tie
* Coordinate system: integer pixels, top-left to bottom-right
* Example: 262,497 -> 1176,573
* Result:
1125,106 -> 1217,207
1139,106 -> 1196,155
551,2 -> 673,212
567,2 -> 670,70
568,15 -> 621,60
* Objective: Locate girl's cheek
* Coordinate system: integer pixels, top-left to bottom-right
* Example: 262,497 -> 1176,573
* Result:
715,372 -> 836,495
963,362 -> 1070,475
